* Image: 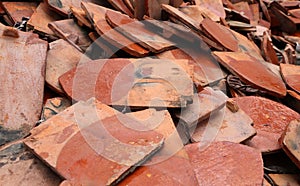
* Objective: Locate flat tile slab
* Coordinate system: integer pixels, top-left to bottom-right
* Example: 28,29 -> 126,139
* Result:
41,97 -> 71,121
48,19 -> 92,52
280,63 -> 300,94
184,141 -> 264,185
27,2 -> 62,36
200,18 -> 239,52
177,87 -> 227,128
119,149 -> 198,186
156,48 -> 225,87
176,87 -> 227,143
126,109 -> 183,158
281,119 -> 300,169
1,2 -> 38,25
161,4 -> 200,32
0,143 -> 61,186
46,39 -> 86,94
213,52 -> 287,97
81,2 -> 149,57
191,103 -> 256,144
106,10 -> 175,53
59,58 -> 193,107
180,5 -> 220,22
234,96 -> 300,153
24,98 -> 164,185
0,26 -> 48,145
194,0 -> 226,19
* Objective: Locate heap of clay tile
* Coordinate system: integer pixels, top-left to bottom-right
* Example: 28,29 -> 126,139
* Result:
0,0 -> 300,185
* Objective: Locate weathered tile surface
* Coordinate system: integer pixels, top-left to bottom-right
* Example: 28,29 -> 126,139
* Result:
161,4 -> 200,32
191,104 -> 256,144
59,58 -> 193,107
184,141 -> 264,185
48,19 -> 92,52
107,0 -> 134,17
280,63 -> 300,94
194,0 -> 226,19
24,98 -> 164,185
0,25 -> 48,145
126,109 -> 183,158
119,149 -> 198,186
213,52 -> 287,97
234,96 -> 300,153
0,143 -> 61,186
156,48 -> 225,87
46,39 -> 87,94
200,18 -> 239,52
81,2 -> 149,57
1,2 -> 38,25
27,2 -> 62,36
106,10 -> 175,53
176,87 -> 227,143
281,119 -> 300,169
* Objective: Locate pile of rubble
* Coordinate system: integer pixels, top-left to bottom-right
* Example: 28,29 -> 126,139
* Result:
0,0 -> 300,185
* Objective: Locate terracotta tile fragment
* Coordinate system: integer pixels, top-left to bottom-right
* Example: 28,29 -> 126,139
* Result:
24,98 -> 164,185
27,2 -> 62,36
200,18 -> 239,52
268,174 -> 300,185
96,19 -> 149,57
178,5 -> 204,23
176,87 -> 227,143
179,5 -> 219,22
234,96 -> 300,153
41,97 -> 71,121
232,1 -> 254,22
191,105 -> 256,144
119,149 -> 198,186
156,48 -> 225,87
0,143 -> 61,186
280,63 -> 300,94
59,58 -> 193,107
70,7 -> 93,29
213,52 -> 287,97
0,25 -> 48,145
270,4 -> 297,34
108,0 -> 134,17
105,9 -> 175,53
194,0 -> 226,19
1,2 -> 38,25
161,4 -> 200,32
126,109 -> 183,157
46,39 -> 87,94
184,141 -> 264,185
281,119 -> 300,169
261,32 -> 280,65
48,19 -> 92,52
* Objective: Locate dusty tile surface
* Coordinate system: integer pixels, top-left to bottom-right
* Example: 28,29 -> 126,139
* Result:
280,63 -> 300,94
184,141 -> 264,185
24,98 -> 164,185
234,96 -> 300,153
59,58 -> 193,107
0,25 -> 48,145
191,104 -> 256,144
213,52 -> 287,97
